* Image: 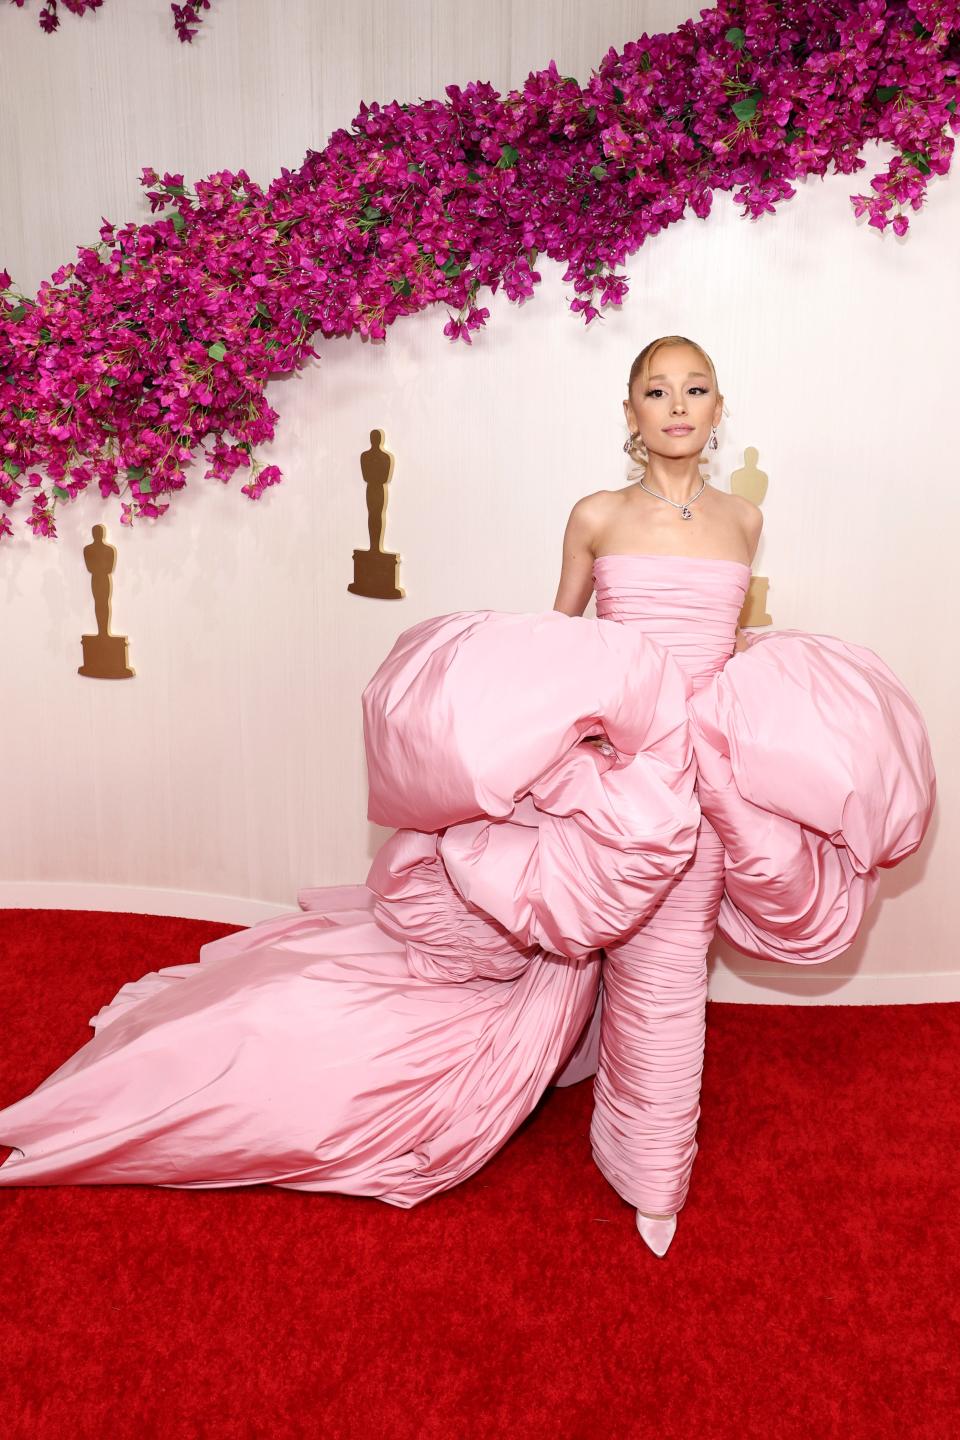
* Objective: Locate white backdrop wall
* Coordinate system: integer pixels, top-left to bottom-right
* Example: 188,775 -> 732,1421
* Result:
0,0 -> 955,1004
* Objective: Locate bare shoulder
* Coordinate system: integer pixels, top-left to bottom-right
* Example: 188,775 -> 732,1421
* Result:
725,489 -> 764,542
572,486 -> 619,517
564,488 -> 618,551
554,489 -> 617,615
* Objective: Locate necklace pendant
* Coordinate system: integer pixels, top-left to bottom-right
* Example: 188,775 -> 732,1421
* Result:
680,505 -> 693,520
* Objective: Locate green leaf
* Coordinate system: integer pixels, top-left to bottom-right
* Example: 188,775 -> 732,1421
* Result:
948,100 -> 957,114
126,466 -> 146,480
7,305 -> 26,322
726,27 -> 746,49
170,211 -> 186,235
902,149 -> 931,174
138,474 -> 152,495
875,85 -> 901,102
207,341 -> 227,362
52,485 -> 69,501
390,276 -> 412,297
2,458 -> 21,477
407,161 -> 424,174
441,259 -> 461,278
612,85 -> 624,104
496,144 -> 519,169
466,170 -> 482,183
38,326 -> 52,343
731,94 -> 759,123
590,164 -> 608,181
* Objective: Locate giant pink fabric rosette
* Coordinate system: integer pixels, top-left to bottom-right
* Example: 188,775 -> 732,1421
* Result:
362,609 -> 703,960
687,629 -> 937,963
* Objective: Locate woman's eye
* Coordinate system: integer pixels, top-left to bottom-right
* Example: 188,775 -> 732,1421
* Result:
645,386 -> 708,397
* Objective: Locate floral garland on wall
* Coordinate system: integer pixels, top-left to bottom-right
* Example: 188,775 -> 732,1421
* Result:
8,0 -> 210,42
0,0 -> 957,542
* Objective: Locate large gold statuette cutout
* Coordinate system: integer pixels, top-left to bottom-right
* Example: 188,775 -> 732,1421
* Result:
78,524 -> 136,679
348,429 -> 405,599
731,447 -> 772,630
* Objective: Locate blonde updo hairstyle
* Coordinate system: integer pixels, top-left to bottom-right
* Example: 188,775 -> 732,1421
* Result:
624,335 -> 722,470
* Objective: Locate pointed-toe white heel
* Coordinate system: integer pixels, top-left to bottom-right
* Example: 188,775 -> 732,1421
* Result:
636,1210 -> 677,1256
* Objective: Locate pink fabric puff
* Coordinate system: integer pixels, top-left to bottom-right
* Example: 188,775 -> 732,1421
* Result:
687,628 -> 937,963
362,610 -> 702,959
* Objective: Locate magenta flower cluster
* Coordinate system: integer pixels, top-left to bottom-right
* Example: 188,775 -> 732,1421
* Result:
8,0 -> 210,42
1,0 -> 957,542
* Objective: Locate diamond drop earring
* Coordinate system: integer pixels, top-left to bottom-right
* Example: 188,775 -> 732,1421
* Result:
622,430 -> 648,461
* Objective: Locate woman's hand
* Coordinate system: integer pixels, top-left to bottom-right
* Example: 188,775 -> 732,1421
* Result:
582,734 -> 616,756
733,627 -> 751,654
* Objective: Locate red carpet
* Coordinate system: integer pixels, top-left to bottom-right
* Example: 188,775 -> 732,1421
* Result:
1,908 -> 956,1439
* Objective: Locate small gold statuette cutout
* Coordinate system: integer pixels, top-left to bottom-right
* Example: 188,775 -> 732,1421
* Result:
348,428 -> 405,600
78,524 -> 136,679
731,446 -> 772,630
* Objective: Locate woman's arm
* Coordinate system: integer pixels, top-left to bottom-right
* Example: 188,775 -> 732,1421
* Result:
552,494 -> 606,616
553,495 -> 616,748
732,501 -> 765,653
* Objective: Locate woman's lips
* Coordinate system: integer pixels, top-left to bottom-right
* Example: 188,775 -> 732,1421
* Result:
663,426 -> 693,434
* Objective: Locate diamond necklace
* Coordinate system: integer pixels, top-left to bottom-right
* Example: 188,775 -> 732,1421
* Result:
638,474 -> 705,521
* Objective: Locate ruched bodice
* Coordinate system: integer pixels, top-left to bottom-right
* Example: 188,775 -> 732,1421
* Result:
593,553 -> 751,693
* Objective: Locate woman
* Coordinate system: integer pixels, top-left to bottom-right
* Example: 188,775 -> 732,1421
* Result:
552,334 -> 761,1255
0,336 -> 935,1261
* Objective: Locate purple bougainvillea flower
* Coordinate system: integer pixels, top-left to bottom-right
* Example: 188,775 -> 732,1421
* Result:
10,0 -> 209,43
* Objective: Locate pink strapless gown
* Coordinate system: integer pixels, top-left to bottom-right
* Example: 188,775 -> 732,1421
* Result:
0,555 -> 936,1216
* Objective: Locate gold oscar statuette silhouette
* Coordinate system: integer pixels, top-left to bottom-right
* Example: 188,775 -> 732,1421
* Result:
347,428 -> 405,599
78,524 -> 135,679
731,447 -> 772,629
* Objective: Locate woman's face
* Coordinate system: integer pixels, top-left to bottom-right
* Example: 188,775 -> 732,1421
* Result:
624,345 -> 723,460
